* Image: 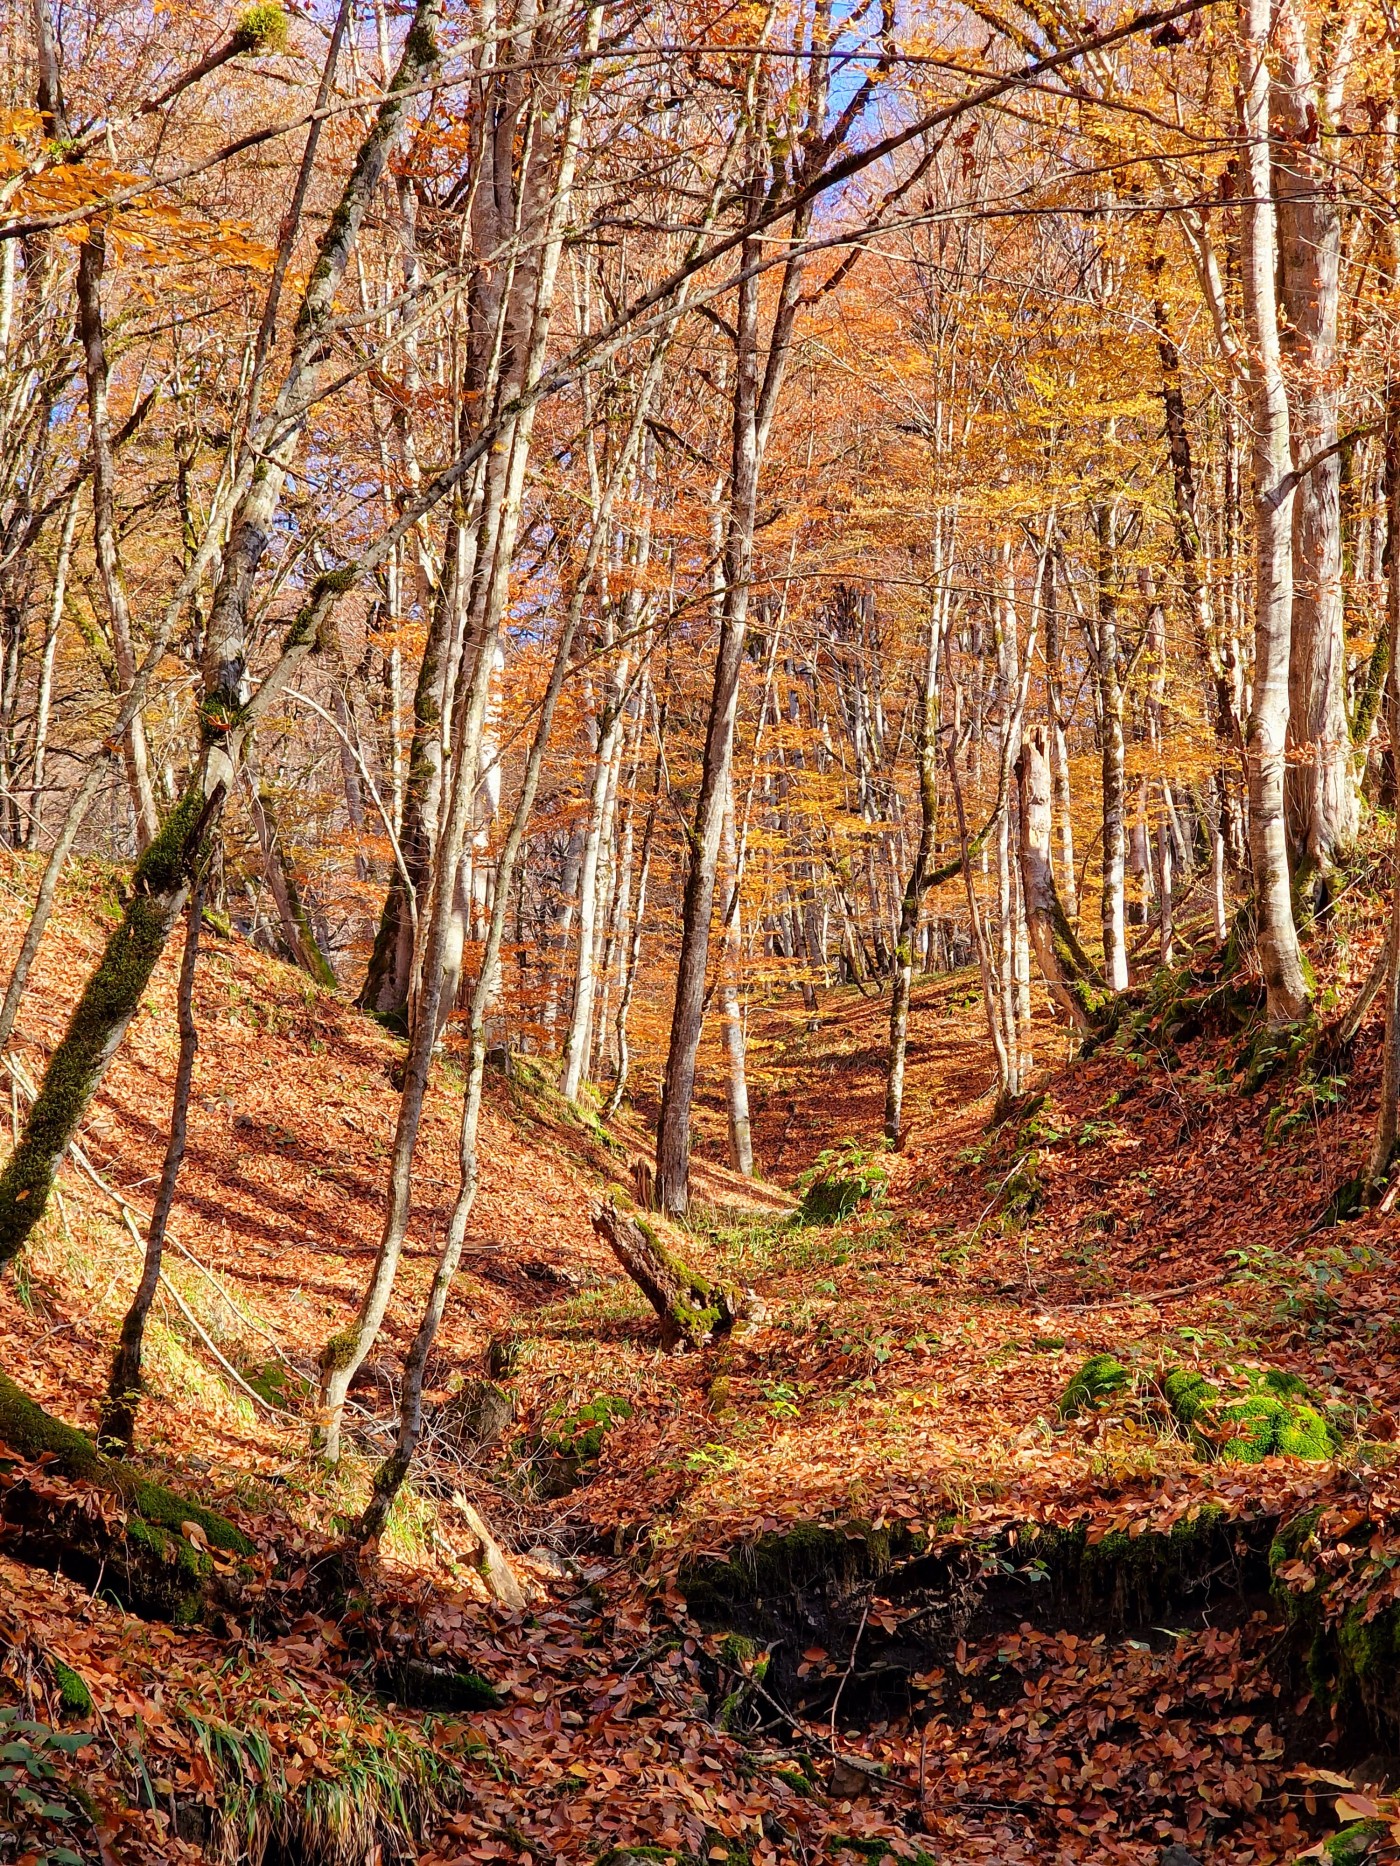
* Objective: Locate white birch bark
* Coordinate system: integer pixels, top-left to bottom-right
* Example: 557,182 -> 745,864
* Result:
1240,0 -> 1311,1024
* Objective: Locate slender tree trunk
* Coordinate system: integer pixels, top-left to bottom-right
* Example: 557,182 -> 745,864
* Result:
1016,727 -> 1103,1032
1370,352 -> 1400,1178
1043,546 -> 1078,922
76,226 -> 160,851
28,493 -> 77,848
247,770 -> 337,989
948,745 -> 1013,1098
719,775 -> 753,1175
604,719 -> 663,1120
358,352 -> 619,1539
655,210 -> 766,1214
885,565 -> 946,1142
1093,501 -> 1129,989
320,6 -> 600,1459
1240,0 -> 1311,1024
331,682 -> 370,881
562,675 -> 627,1101
99,867 -> 207,1452
1157,789 -> 1176,965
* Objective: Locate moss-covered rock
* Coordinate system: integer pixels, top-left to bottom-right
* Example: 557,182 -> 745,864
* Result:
597,1836 -> 752,1866
529,1394 -> 634,1497
1335,1599 -> 1400,1740
1166,1365 -> 1336,1463
1057,1353 -> 1131,1419
1217,1391 -> 1333,1462
0,1368 -> 250,1554
1323,1818 -> 1388,1864
1163,1365 -> 1217,1426
826,1842 -> 937,1866
680,1517 -> 922,1623
798,1141 -> 890,1224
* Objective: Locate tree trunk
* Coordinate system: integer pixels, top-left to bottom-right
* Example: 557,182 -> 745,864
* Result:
562,675 -> 627,1101
76,225 -> 160,851
1240,0 -> 1311,1024
1093,501 -> 1129,989
947,745 -> 1014,1099
28,492 -> 77,848
319,2 -> 598,1461
0,0 -> 445,1268
1015,728 -> 1104,1033
247,770 -> 337,989
655,211 -> 766,1214
604,720 -> 663,1120
885,580 -> 944,1143
719,777 -> 753,1175
1275,0 -> 1359,876
1043,547 -> 1078,921
99,868 -> 207,1452
1370,362 -> 1400,1179
358,550 -> 462,1014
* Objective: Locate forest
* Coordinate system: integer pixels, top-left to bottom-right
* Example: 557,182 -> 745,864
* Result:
1,0 -> 1400,1857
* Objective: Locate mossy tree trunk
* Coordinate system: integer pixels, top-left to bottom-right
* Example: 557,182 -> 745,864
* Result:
591,1199 -> 739,1351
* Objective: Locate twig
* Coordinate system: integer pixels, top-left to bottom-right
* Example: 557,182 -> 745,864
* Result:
828,1601 -> 870,1754
5,1053 -> 298,1368
109,1205 -> 300,1421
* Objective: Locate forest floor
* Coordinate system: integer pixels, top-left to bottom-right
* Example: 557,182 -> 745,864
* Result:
1,857 -> 1399,1865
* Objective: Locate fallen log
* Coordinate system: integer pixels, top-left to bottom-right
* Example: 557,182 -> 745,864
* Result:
590,1199 -> 740,1351
0,1366 -> 252,1623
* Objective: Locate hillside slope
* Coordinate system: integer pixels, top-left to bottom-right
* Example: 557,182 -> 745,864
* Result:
0,864 -> 1398,1866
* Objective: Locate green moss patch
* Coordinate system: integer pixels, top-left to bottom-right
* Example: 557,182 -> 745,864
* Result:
1166,1365 -> 1337,1464
1057,1353 -> 1130,1419
545,1394 -> 633,1463
48,1658 -> 92,1717
1323,1818 -> 1388,1865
